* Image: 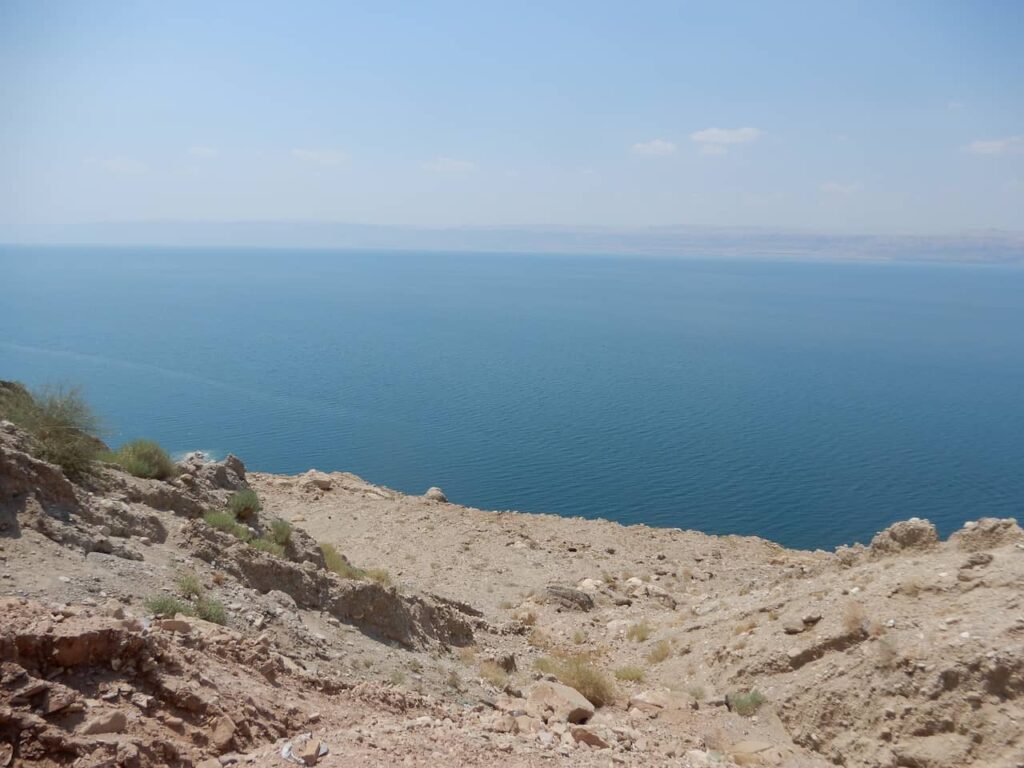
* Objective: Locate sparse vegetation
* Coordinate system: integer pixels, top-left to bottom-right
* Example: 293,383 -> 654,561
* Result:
646,639 -> 672,664
573,629 -> 587,644
0,383 -> 102,479
686,683 -> 706,700
177,572 -> 203,599
202,510 -> 252,541
195,596 -> 227,625
269,518 -> 292,546
250,537 -> 286,557
320,542 -> 367,580
727,689 -> 766,716
228,489 -> 261,519
614,665 -> 645,682
107,439 -> 177,480
366,567 -> 392,586
477,660 -> 509,688
627,620 -> 654,642
145,594 -> 190,618
843,602 -> 868,634
542,654 -> 615,707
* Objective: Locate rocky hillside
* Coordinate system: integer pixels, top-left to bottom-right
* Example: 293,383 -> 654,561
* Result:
2,418 -> 1022,767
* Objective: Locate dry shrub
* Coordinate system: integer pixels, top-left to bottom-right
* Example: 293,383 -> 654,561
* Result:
646,639 -> 672,664
843,602 -> 868,634
626,621 -> 654,642
477,660 -> 509,688
614,665 -> 644,682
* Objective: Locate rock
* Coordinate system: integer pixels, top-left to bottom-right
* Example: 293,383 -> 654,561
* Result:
156,617 -> 193,634
424,486 -> 447,502
950,517 -> 1023,551
196,760 -> 221,768
298,739 -> 322,766
526,681 -> 595,724
103,599 -> 125,619
571,726 -> 610,748
79,710 -> 127,735
210,714 -> 236,752
484,652 -> 517,673
870,518 -> 939,555
301,470 -> 333,491
544,584 -> 595,612
782,618 -> 806,635
628,690 -> 673,716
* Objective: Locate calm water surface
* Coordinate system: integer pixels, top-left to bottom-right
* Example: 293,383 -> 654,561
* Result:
2,247 -> 1022,549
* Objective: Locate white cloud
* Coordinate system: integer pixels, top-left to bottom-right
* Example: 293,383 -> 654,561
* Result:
422,156 -> 476,172
187,146 -> 219,158
820,181 -> 862,196
84,156 -> 148,175
690,127 -> 761,145
946,101 -> 965,112
964,136 -> 1024,155
631,138 -> 677,156
290,148 -> 349,167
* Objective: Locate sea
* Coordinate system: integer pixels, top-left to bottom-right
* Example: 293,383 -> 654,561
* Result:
2,246 -> 1022,550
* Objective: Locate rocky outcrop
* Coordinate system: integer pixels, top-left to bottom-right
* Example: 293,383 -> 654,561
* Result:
949,517 -> 1024,551
182,521 -> 475,649
869,518 -> 939,555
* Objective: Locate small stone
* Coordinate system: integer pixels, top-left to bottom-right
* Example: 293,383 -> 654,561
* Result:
571,726 -> 610,748
79,710 -> 127,735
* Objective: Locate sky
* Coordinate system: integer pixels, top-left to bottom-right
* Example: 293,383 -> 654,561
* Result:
1,1 -> 1022,238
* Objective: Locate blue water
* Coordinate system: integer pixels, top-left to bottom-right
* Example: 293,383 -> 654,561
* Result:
2,246 -> 1022,550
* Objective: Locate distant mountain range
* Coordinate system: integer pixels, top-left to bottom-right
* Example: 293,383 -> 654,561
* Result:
5,221 -> 1023,264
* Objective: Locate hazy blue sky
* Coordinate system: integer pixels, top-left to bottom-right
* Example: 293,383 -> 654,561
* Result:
2,1 -> 1022,236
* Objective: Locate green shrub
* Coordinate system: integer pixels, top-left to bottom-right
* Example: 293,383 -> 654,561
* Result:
177,573 -> 203,599
366,567 -> 392,586
228,489 -> 261,519
107,439 -> 177,480
145,594 -> 191,618
614,665 -> 645,682
0,383 -> 102,479
202,510 -> 252,541
269,518 -> 292,546
727,689 -> 766,716
321,543 -> 366,580
195,597 -> 227,625
250,538 -> 285,557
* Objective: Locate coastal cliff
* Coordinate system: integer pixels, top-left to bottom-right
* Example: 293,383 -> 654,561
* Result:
2,418 -> 1022,767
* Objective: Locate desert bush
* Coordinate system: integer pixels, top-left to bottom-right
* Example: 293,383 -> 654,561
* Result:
269,518 -> 292,546
686,683 -> 706,700
203,510 -> 252,541
195,597 -> 227,625
228,489 -> 261,519
627,621 -> 654,643
177,572 -> 203,599
573,629 -> 587,645
614,665 -> 645,682
0,383 -> 102,479
250,538 -> 285,557
108,439 -> 177,480
727,690 -> 766,716
843,602 -> 868,634
553,655 -> 615,707
145,594 -> 191,618
477,660 -> 509,688
320,542 -> 367,580
646,639 -> 672,664
366,567 -> 392,586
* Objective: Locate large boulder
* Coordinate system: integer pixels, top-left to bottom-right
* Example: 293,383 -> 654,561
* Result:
526,681 -> 595,724
544,584 -> 595,612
